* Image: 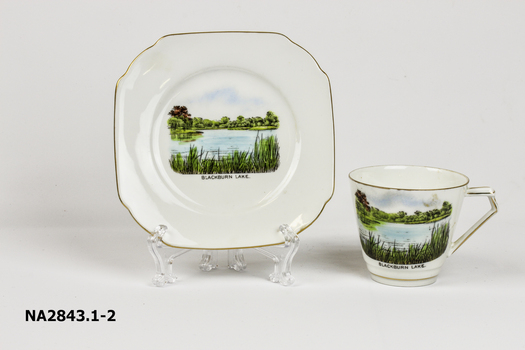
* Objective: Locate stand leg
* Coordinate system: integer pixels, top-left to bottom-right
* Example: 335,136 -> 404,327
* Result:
279,224 -> 300,286
255,224 -> 300,286
228,249 -> 247,271
147,225 -> 177,287
199,250 -> 218,272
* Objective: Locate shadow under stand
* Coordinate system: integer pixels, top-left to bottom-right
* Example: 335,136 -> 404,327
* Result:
147,224 -> 300,286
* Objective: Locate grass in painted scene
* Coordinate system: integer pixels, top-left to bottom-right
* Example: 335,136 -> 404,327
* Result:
169,133 -> 280,174
360,223 -> 450,265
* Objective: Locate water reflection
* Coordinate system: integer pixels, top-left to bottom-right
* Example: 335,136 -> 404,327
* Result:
170,131 -> 204,143
169,129 -> 277,157
359,217 -> 450,250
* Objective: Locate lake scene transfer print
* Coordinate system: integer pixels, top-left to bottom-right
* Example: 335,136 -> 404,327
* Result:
167,105 -> 280,175
355,190 -> 453,265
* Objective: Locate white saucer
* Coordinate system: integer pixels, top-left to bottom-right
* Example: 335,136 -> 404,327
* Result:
114,32 -> 334,249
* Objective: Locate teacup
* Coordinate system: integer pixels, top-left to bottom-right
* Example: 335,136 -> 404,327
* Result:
348,165 -> 497,287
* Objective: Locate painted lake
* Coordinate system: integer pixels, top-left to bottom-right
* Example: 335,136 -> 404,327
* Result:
169,129 -> 278,158
358,217 -> 451,251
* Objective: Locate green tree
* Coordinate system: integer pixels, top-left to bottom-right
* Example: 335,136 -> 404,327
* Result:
192,117 -> 203,128
203,119 -> 213,128
441,201 -> 452,216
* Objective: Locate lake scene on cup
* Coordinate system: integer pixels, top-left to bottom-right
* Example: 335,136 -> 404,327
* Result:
167,105 -> 280,175
355,190 -> 453,265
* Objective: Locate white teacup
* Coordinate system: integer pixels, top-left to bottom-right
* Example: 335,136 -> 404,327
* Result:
349,165 -> 498,287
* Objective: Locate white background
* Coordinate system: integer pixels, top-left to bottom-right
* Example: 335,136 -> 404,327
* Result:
1,1 -> 524,349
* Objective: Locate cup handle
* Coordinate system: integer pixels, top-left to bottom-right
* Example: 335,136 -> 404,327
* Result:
449,187 -> 498,256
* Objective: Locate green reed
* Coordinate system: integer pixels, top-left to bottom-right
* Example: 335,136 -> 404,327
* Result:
169,133 -> 280,174
360,223 -> 450,265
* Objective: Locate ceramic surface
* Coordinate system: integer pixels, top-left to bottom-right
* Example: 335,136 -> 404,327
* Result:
115,32 -> 334,249
349,165 -> 497,287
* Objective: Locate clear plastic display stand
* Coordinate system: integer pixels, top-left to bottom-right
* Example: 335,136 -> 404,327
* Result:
147,224 -> 300,287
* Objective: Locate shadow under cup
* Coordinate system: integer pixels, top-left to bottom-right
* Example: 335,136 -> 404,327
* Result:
348,165 -> 497,287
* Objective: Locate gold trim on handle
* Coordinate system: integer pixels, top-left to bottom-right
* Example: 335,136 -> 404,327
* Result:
450,192 -> 498,254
